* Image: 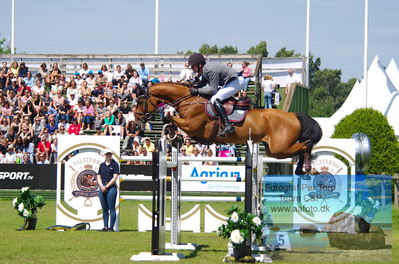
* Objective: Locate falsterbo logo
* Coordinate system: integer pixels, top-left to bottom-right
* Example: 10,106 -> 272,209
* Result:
0,172 -> 34,180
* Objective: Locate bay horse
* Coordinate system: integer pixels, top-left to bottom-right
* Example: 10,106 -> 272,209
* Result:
135,83 -> 322,175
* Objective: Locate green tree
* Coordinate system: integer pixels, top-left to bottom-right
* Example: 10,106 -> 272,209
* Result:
198,44 -> 219,55
219,45 -> 238,54
247,41 -> 268,57
275,47 -> 301,57
332,108 -> 399,175
0,36 -> 11,54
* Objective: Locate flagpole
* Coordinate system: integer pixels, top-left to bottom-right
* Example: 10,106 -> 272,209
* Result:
11,0 -> 15,54
155,0 -> 159,54
364,0 -> 369,107
305,0 -> 310,86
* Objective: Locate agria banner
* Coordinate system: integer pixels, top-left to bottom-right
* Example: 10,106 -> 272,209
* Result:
181,165 -> 245,192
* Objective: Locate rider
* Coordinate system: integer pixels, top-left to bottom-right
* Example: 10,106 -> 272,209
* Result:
188,54 -> 243,136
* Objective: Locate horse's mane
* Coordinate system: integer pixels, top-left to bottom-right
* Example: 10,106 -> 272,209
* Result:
151,82 -> 192,89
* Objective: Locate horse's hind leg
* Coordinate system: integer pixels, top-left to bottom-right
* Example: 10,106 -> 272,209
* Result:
266,140 -> 309,159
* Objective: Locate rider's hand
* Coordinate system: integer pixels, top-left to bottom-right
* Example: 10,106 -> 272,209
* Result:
190,88 -> 199,96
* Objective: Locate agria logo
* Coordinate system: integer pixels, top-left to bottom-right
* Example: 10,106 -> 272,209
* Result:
189,166 -> 242,184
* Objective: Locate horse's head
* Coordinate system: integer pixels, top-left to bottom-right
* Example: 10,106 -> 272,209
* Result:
134,93 -> 159,129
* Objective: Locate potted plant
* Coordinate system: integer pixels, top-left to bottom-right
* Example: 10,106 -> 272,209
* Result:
217,205 -> 263,261
12,187 -> 45,230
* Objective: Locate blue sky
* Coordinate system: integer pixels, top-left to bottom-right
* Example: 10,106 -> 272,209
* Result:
0,0 -> 398,81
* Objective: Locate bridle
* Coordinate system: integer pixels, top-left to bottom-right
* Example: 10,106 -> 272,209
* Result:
135,90 -> 195,125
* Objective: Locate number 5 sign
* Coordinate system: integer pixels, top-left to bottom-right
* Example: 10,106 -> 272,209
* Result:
273,232 -> 291,250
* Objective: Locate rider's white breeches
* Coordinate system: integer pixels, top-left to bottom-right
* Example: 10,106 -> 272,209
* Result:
210,76 -> 244,104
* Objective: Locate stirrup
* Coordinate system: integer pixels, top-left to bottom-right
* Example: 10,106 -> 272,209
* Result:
219,124 -> 235,137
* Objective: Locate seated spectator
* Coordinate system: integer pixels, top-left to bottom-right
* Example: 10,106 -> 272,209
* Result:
142,137 -> 155,153
23,71 -> 35,87
240,61 -> 253,91
9,61 -> 19,77
5,127 -> 17,145
1,61 -> 9,74
68,90 -> 79,107
125,64 -> 134,80
118,81 -> 131,102
107,99 -> 118,114
17,62 -> 28,79
112,65 -> 124,85
36,135 -> 50,161
0,130 -> 6,154
20,152 -> 32,164
86,71 -> 96,89
50,78 -> 63,98
20,90 -> 31,107
132,137 -> 143,156
102,111 -> 115,135
82,100 -> 95,130
5,78 -> 19,96
14,137 -> 24,153
0,119 -> 10,134
46,115 -> 58,136
189,147 -> 202,166
10,115 -> 21,135
177,63 -> 194,82
68,119 -> 81,135
95,70 -> 107,90
138,63 -> 150,86
38,63 -> 49,84
22,138 -> 35,163
182,138 -> 194,155
203,149 -> 216,165
49,63 -> 61,84
1,101 -> 13,125
52,90 -> 65,109
79,63 -> 90,79
123,121 -> 142,150
57,125 -> 67,135
103,82 -> 115,104
74,72 -> 83,89
36,153 -> 50,164
0,71 -> 6,90
128,70 -> 142,88
100,64 -> 112,83
95,100 -> 107,119
56,100 -> 71,124
114,111 -> 126,138
93,127 -> 103,136
17,80 -> 31,97
4,144 -> 16,163
31,79 -> 45,96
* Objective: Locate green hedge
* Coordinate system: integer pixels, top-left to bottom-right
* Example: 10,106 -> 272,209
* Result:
332,108 -> 399,175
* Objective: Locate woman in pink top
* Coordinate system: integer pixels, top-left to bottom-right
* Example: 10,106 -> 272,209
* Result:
1,101 -> 13,125
241,61 -> 253,91
82,100 -> 95,130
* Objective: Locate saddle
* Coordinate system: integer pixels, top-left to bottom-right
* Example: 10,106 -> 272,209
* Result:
205,97 -> 251,123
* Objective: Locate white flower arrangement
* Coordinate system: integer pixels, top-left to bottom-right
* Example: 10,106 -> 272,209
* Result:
230,212 -> 239,223
21,186 -> 30,192
22,209 -> 30,218
217,205 -> 263,246
230,229 -> 244,244
13,187 -> 45,220
252,216 -> 261,226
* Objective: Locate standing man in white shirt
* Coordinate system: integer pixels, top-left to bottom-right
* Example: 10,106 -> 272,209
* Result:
178,63 -> 194,82
285,69 -> 301,96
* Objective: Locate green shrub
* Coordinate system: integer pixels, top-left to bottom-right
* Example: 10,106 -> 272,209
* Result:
332,108 -> 399,175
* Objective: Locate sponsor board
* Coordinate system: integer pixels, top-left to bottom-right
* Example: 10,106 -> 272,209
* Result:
181,165 -> 245,192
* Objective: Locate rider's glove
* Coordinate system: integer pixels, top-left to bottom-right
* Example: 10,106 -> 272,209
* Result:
190,88 -> 199,96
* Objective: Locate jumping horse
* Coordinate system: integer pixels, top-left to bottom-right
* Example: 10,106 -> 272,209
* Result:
135,83 -> 322,175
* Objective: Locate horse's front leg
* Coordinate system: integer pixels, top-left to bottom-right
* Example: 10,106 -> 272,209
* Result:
168,115 -> 191,132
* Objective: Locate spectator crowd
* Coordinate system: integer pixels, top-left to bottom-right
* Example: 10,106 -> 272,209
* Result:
0,60 -> 249,164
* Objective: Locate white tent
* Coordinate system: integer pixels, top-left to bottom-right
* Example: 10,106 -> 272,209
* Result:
316,56 -> 399,137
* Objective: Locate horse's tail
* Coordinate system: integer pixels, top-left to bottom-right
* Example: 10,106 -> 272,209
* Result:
296,113 -> 323,147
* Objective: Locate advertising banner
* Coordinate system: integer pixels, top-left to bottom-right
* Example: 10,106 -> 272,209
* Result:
181,165 -> 245,192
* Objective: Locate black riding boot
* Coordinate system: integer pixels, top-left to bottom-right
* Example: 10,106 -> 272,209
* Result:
213,99 -> 235,136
